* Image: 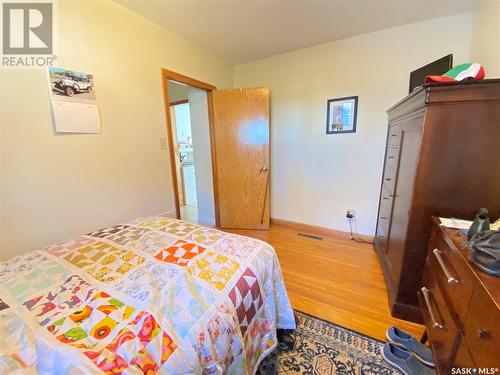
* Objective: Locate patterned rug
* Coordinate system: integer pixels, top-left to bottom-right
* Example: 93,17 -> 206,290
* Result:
258,311 -> 400,375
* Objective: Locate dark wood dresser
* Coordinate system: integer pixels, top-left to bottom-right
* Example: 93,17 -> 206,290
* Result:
421,218 -> 500,374
374,80 -> 500,323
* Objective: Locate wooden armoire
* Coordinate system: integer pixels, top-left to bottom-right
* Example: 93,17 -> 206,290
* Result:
374,79 -> 500,323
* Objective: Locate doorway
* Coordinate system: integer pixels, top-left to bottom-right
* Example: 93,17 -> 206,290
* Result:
161,68 -> 271,230
169,96 -> 197,222
161,69 -> 219,226
162,72 -> 217,226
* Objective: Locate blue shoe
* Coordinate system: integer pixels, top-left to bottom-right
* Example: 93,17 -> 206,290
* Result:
382,343 -> 436,375
386,327 -> 435,367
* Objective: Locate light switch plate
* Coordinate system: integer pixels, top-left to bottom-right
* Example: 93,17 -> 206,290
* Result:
159,136 -> 168,150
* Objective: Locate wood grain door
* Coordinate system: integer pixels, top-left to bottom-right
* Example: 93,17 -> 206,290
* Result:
212,88 -> 270,229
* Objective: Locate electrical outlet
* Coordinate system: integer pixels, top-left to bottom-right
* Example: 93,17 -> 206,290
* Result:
346,209 -> 355,219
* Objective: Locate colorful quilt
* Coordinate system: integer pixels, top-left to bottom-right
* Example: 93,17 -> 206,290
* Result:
0,215 -> 295,374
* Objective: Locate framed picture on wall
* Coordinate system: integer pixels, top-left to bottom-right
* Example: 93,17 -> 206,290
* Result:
326,96 -> 358,134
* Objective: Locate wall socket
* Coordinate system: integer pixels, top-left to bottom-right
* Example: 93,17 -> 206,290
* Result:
346,209 -> 355,219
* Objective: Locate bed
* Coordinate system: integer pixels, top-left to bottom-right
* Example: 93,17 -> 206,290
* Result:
0,215 -> 295,374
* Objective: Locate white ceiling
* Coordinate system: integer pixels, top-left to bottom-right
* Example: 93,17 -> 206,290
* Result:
116,0 -> 477,64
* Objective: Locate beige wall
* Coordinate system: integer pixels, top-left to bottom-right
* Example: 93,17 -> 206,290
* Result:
233,14 -> 473,235
470,0 -> 500,78
0,0 -> 232,260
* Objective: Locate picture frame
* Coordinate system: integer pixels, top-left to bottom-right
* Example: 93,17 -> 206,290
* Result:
326,96 -> 358,134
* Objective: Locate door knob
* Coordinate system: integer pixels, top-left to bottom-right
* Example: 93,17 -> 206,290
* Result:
478,329 -> 491,340
260,167 -> 269,173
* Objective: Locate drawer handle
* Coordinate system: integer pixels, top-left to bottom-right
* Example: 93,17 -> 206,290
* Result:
381,216 -> 387,220
433,249 -> 459,284
388,156 -> 395,159
383,197 -> 388,200
391,134 -> 397,137
420,287 -> 444,329
385,178 -> 392,181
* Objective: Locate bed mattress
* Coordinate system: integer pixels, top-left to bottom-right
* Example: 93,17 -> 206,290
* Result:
0,215 -> 295,374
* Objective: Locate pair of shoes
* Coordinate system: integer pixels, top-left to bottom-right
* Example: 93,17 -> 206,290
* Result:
381,327 -> 436,375
386,327 -> 434,366
382,344 -> 436,375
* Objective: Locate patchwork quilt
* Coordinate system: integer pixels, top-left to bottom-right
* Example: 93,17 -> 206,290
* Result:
0,215 -> 295,374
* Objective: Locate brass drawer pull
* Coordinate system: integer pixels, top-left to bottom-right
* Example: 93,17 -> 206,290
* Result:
421,287 -> 444,329
433,249 -> 459,284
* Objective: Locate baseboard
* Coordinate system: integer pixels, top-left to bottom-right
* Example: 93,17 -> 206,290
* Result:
270,218 -> 374,242
160,212 -> 374,242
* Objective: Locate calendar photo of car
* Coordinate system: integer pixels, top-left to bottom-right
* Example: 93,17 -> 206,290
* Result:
47,66 -> 101,133
49,67 -> 96,103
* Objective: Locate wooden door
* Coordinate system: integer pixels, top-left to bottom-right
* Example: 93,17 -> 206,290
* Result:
212,88 -> 270,229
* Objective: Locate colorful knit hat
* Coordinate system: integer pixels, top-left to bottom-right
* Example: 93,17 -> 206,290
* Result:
425,63 -> 485,83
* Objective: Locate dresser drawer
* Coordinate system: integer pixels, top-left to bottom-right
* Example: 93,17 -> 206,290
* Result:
420,266 -> 460,373
381,148 -> 398,193
382,179 -> 395,196
427,230 -> 475,322
387,126 -> 401,147
384,147 -> 399,174
376,223 -> 388,252
378,190 -> 393,226
462,286 -> 500,367
379,188 -> 394,207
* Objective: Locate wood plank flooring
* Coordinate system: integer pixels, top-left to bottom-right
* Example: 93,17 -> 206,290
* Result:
222,221 -> 424,342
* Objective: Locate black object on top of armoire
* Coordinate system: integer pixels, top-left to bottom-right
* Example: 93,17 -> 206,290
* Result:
374,79 -> 500,323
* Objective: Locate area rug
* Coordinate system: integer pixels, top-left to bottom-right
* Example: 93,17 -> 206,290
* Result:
258,311 -> 400,375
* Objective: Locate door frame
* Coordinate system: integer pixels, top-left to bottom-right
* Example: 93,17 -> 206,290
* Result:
160,68 -> 220,226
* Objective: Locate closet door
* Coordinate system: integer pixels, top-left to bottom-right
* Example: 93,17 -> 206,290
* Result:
212,88 -> 270,229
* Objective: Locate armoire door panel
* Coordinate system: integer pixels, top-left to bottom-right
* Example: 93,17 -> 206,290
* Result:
386,120 -> 422,286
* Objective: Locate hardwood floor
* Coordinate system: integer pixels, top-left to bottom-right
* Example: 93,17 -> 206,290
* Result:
222,221 -> 424,342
